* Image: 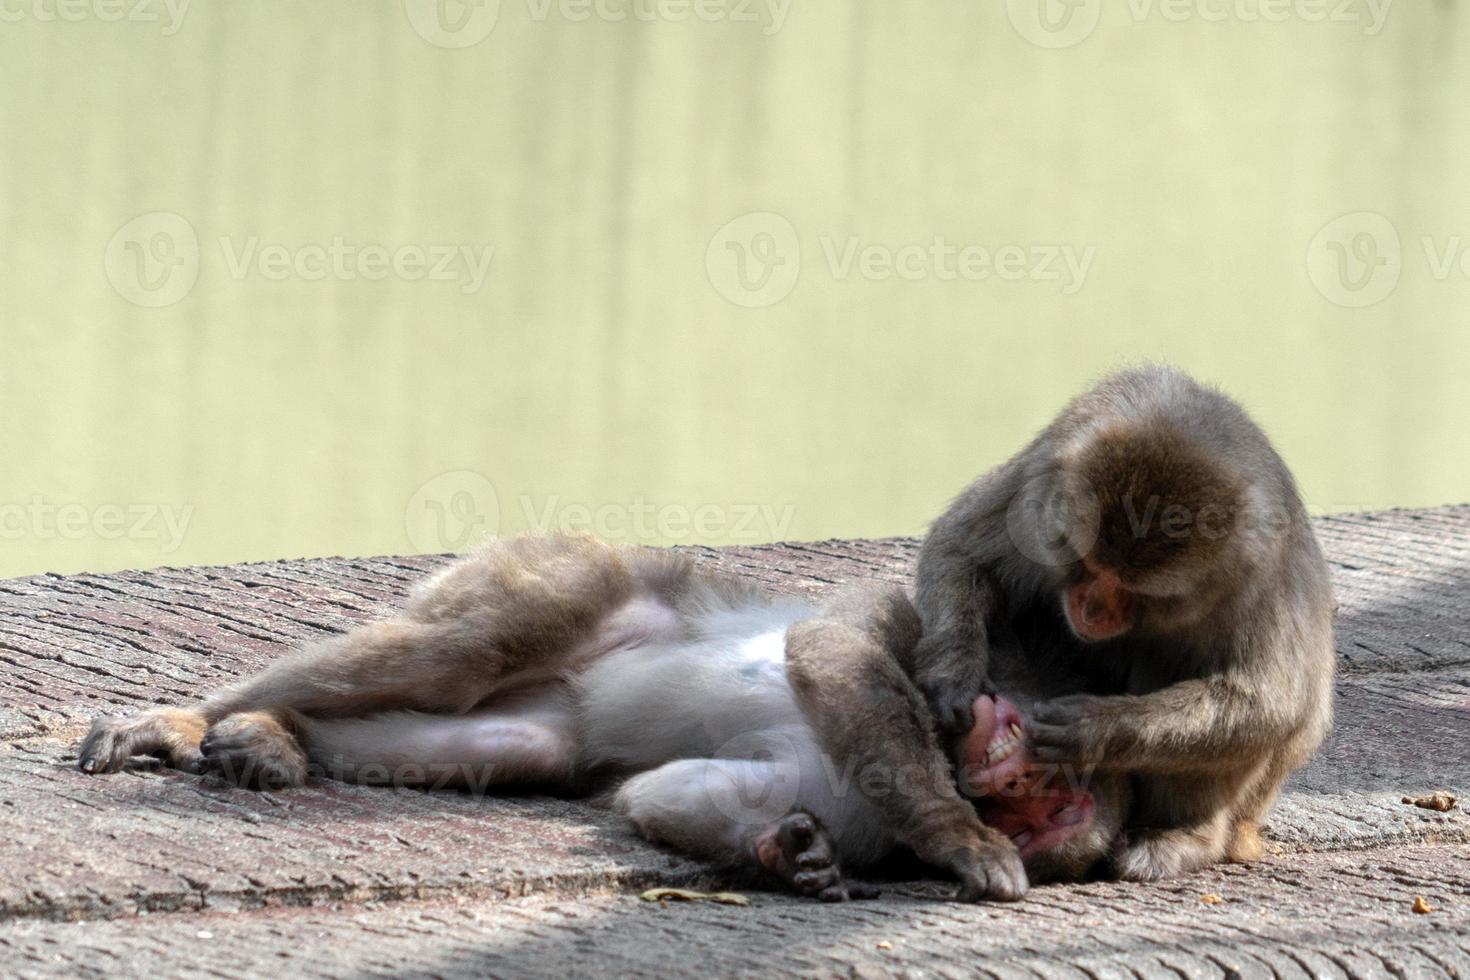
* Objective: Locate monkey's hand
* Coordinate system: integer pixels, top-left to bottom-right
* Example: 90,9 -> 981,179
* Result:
912,630 -> 994,735
1027,694 -> 1114,767
754,810 -> 880,902
945,833 -> 1028,903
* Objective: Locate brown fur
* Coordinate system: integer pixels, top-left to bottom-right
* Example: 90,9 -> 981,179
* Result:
78,533 -> 1037,901
81,535 -> 654,787
77,707 -> 207,775
785,588 -> 1026,901
913,365 -> 1335,881
1075,421 -> 1245,580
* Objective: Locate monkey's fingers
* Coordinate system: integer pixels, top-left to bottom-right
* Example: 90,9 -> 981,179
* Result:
1025,721 -> 1080,764
937,697 -> 976,736
1031,693 -> 1103,724
951,842 -> 1028,903
917,682 -> 982,735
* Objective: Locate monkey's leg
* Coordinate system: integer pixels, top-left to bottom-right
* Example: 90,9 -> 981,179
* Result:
614,758 -> 878,902
1113,779 -> 1235,881
78,617 -> 535,780
784,594 -> 1028,902
1221,748 -> 1301,863
79,534 -> 639,778
300,692 -> 578,790
204,535 -> 640,722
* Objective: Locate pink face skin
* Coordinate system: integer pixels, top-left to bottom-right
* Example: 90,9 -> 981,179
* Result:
1063,559 -> 1135,643
957,694 -> 1096,857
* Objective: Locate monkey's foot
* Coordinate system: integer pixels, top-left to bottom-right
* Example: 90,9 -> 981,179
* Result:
1112,826 -> 1222,882
198,711 -> 308,790
753,810 -> 879,902
78,707 -> 207,775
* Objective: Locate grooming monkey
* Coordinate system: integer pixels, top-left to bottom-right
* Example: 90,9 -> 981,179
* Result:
79,533 -> 1075,902
914,365 -> 1335,880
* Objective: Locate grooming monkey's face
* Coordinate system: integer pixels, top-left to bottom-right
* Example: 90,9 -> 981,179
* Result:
955,694 -> 1096,858
1051,419 -> 1252,644
1062,557 -> 1135,643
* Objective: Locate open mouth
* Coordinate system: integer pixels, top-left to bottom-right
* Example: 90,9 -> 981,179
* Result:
955,693 -> 1098,857
956,694 -> 1030,797
985,792 -> 1097,857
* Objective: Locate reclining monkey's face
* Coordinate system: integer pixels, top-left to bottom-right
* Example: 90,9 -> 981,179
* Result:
954,694 -> 1120,881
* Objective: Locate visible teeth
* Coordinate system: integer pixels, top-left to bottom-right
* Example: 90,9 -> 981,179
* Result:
985,734 -> 1020,764
1010,723 -> 1023,739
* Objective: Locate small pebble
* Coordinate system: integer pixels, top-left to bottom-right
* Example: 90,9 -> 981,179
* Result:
1200,894 -> 1223,905
876,941 -> 893,950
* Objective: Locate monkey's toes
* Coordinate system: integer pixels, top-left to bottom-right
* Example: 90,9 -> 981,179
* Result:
817,879 -> 881,902
77,723 -> 126,775
198,714 -> 307,790
756,809 -> 873,900
77,709 -> 206,775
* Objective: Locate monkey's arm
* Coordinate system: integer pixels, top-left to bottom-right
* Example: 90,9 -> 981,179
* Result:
1028,669 -> 1305,775
785,589 -> 1027,903
912,474 -> 1019,733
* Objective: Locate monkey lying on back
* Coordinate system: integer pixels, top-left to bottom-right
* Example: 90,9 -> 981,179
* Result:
81,533 -> 1120,901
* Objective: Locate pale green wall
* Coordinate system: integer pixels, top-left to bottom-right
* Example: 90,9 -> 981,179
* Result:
1,0 -> 1466,577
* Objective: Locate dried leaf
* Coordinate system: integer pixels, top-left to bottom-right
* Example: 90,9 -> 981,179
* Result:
1401,792 -> 1457,812
1200,894 -> 1223,905
1412,896 -> 1434,914
639,887 -> 750,907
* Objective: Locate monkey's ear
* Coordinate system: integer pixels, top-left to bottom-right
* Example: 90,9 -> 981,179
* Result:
1229,480 -> 1280,569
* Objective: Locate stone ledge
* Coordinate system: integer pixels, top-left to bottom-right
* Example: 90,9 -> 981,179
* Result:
0,508 -> 1466,976
5,845 -> 1466,979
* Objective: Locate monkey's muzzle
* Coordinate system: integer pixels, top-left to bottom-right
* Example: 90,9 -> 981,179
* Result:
957,695 -> 1097,857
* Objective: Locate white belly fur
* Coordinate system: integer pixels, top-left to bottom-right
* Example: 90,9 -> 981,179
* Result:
577,609 -> 809,771
574,597 -> 893,864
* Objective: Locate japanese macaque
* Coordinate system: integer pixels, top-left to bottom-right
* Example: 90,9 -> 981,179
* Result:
78,533 -> 1089,902
914,365 -> 1336,881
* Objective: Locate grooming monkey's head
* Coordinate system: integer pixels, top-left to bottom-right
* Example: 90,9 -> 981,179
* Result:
1052,419 -> 1255,643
